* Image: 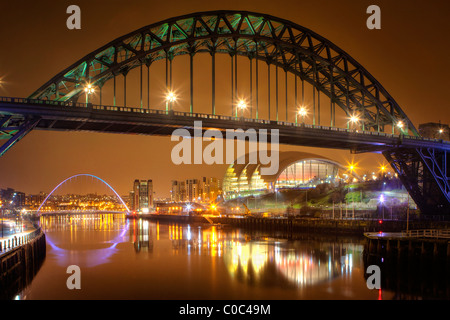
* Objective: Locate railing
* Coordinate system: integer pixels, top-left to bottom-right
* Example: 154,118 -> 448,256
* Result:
0,227 -> 43,254
1,96 -> 449,145
401,229 -> 450,239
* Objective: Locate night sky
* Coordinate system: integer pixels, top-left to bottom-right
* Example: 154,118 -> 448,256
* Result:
0,0 -> 449,198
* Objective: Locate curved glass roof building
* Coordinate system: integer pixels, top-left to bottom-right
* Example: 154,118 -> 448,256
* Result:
223,151 -> 354,200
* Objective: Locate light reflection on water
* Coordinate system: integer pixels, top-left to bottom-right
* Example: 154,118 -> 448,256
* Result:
136,218 -> 358,289
18,213 -> 383,299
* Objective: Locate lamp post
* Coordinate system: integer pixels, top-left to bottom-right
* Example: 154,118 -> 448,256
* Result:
297,106 -> 307,125
237,99 -> 247,118
166,91 -> 176,111
379,165 -> 387,180
348,114 -> 359,130
396,120 -> 407,135
84,84 -> 94,106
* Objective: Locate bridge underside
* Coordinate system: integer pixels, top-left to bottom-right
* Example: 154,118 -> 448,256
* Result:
1,99 -> 450,214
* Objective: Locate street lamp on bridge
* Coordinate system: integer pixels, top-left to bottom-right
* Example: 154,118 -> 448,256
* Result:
396,119 -> 408,135
84,83 -> 95,106
166,91 -> 177,111
348,113 -> 360,130
296,106 -> 308,124
237,99 -> 247,117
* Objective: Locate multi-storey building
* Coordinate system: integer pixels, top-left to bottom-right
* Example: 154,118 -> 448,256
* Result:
185,179 -> 199,202
131,179 -> 153,212
171,177 -> 221,203
171,180 -> 186,202
200,177 -> 221,202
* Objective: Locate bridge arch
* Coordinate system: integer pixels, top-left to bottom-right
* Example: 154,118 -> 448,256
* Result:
29,10 -> 417,136
37,174 -> 130,213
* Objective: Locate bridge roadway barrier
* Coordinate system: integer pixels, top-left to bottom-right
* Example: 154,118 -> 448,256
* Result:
0,228 -> 46,299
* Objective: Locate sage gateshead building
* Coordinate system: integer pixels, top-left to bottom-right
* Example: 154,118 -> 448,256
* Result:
222,151 -> 352,200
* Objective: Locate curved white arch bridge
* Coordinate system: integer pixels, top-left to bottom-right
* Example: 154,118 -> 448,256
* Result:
37,174 -> 130,214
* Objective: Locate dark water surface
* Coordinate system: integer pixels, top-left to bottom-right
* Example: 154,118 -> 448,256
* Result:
16,214 -> 400,299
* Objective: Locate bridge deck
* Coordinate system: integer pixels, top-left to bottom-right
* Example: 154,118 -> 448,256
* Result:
1,97 -> 449,153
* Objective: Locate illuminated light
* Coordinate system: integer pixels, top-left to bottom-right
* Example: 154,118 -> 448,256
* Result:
349,114 -> 359,123
237,100 -> 247,110
142,208 -> 149,214
439,128 -> 444,134
297,106 -> 308,117
378,220 -> 383,224
84,83 -> 94,94
396,120 -> 404,129
347,162 -> 357,173
379,194 -> 384,203
166,91 -> 176,102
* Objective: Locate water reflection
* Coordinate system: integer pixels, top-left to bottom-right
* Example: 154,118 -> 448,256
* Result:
31,214 -> 372,299
131,219 -> 153,253
40,213 -> 128,268
364,249 -> 450,299
130,219 -> 362,289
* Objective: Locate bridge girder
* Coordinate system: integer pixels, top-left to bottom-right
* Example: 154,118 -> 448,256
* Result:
0,116 -> 40,157
383,148 -> 450,214
28,10 -> 418,136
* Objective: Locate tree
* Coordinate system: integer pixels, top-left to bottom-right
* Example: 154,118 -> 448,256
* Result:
345,191 -> 361,203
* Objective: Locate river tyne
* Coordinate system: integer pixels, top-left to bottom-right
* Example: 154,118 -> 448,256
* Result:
15,213 -> 450,300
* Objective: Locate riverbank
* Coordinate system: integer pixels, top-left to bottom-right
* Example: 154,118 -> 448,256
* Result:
0,228 -> 46,299
127,213 -> 450,236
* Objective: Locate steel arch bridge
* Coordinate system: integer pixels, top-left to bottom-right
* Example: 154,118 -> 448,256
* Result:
0,10 -> 449,214
29,10 -> 416,135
